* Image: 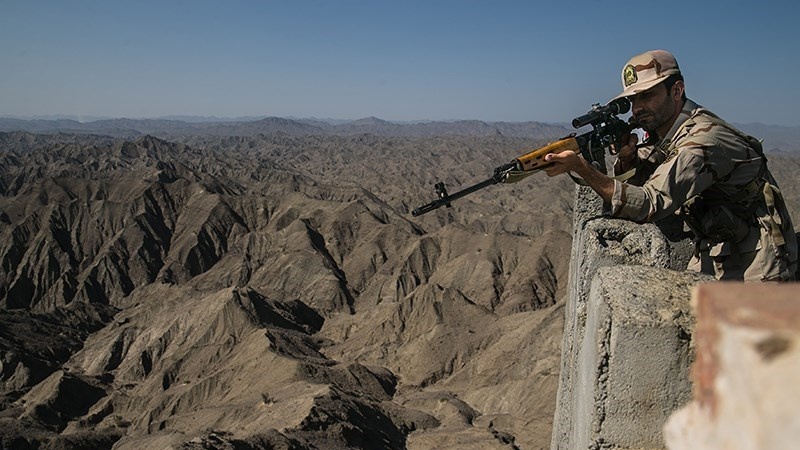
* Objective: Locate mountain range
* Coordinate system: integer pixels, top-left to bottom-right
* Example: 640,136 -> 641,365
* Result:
0,131 -> 577,449
1,119 -> 799,449
3,115 -> 799,152
0,116 -> 568,140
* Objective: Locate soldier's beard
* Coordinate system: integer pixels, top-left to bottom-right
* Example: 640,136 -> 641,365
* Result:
634,94 -> 680,137
635,113 -> 657,133
635,106 -> 673,136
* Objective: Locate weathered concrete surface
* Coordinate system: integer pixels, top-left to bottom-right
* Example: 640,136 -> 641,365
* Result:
551,186 -> 706,450
574,266 -> 712,450
664,283 -> 800,450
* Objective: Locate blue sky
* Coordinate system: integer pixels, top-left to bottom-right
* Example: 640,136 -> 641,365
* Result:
1,0 -> 799,125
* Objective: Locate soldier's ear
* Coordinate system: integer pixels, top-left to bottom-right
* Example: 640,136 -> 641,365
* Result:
671,80 -> 685,101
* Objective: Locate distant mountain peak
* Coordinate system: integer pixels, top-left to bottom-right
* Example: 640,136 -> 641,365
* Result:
349,116 -> 390,126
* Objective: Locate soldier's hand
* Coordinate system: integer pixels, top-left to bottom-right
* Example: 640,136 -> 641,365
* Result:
615,133 -> 639,173
544,150 -> 586,177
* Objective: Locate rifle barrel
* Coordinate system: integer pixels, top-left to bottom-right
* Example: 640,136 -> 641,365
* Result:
411,177 -> 499,216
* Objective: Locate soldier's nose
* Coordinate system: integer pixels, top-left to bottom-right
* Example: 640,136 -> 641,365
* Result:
631,100 -> 645,115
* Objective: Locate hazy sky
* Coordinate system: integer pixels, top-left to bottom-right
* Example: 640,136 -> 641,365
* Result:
2,0 -> 799,125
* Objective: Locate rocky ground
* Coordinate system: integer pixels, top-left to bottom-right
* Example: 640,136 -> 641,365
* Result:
0,131 -> 578,449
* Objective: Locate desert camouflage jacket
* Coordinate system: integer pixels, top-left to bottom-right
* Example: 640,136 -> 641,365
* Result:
610,99 -> 797,281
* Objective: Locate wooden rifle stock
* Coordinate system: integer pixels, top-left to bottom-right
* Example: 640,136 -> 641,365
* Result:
514,137 -> 581,172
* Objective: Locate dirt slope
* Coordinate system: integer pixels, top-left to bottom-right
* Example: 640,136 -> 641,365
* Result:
0,131 -> 590,449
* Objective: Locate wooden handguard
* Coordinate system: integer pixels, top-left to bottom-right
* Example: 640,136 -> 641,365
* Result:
514,137 -> 580,172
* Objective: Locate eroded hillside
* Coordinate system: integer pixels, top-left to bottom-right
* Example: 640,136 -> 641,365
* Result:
0,132 -> 576,450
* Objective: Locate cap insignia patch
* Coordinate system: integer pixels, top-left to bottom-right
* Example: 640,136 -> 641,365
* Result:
623,64 -> 637,87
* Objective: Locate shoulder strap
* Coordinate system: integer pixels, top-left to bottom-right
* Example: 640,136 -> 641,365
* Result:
689,109 -> 768,204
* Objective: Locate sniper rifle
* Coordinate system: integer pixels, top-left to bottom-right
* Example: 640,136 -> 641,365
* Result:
411,98 -> 635,217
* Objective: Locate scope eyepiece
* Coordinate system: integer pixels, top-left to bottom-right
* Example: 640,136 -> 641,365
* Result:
606,97 -> 631,115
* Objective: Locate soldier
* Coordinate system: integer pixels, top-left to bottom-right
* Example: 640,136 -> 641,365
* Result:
544,50 -> 797,281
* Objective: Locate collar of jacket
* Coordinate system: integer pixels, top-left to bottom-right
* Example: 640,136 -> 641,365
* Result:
655,98 -> 700,152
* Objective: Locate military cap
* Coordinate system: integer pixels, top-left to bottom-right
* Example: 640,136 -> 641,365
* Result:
613,50 -> 681,100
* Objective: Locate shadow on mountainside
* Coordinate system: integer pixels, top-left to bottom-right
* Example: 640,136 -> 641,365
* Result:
5,132 -> 797,449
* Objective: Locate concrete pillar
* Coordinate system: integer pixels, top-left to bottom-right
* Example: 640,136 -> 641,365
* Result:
573,266 -> 710,449
551,186 -> 708,450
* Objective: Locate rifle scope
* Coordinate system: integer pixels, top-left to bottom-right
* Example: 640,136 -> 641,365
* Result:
571,97 -> 631,129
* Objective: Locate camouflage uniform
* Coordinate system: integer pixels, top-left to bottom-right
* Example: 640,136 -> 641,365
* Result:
610,98 -> 797,281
